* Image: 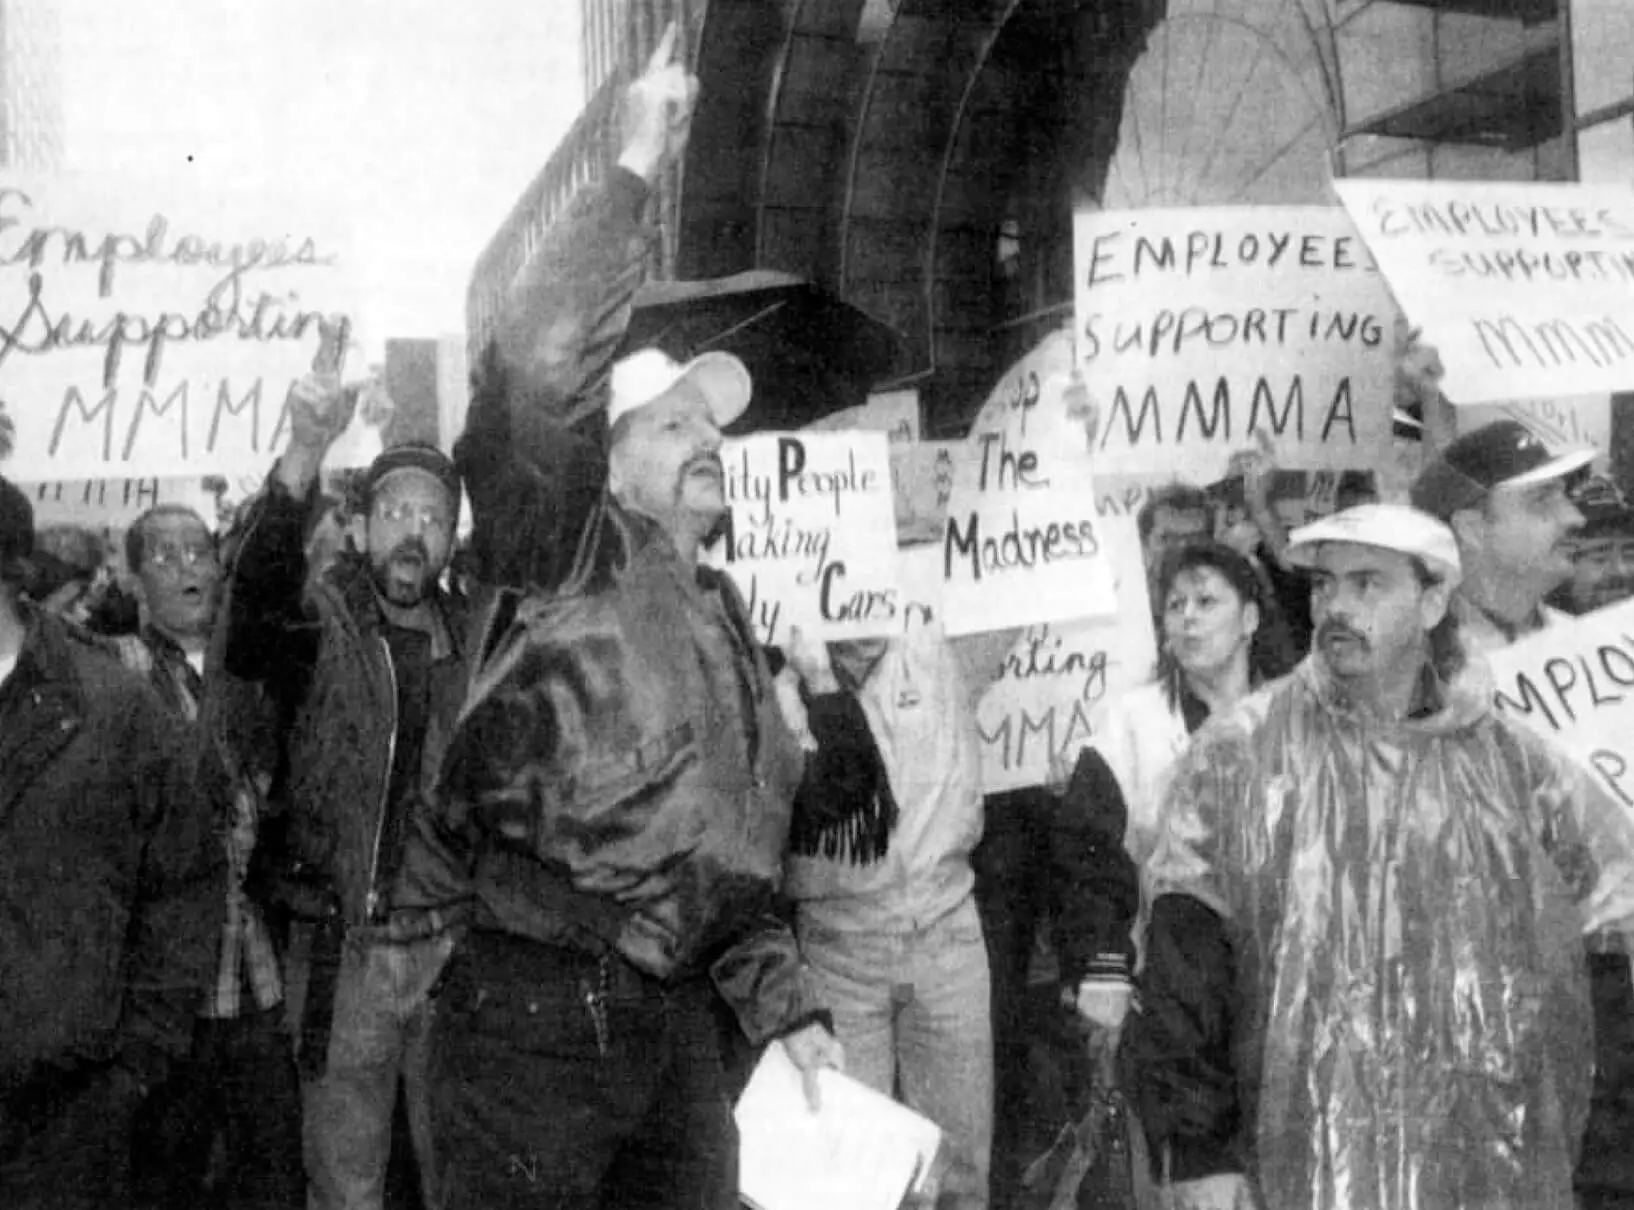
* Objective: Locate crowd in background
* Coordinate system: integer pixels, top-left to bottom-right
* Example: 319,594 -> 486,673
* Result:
7,28 -> 1634,1210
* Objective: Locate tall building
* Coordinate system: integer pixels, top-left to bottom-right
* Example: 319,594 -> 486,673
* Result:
474,0 -> 1633,439
0,0 -> 64,168
581,0 -> 701,95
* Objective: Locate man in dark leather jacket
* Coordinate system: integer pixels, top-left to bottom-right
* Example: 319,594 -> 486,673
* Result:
418,330 -> 842,1208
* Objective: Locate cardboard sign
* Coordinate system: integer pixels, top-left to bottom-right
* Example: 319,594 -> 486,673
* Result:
898,505 -> 1157,794
704,430 -> 900,647
1334,180 -> 1634,406
939,330 -> 1117,636
0,174 -> 360,480
1075,206 -> 1396,481
19,474 -> 248,531
1488,598 -> 1634,809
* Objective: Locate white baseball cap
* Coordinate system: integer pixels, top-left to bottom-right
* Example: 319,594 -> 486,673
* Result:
1284,502 -> 1463,588
606,348 -> 752,429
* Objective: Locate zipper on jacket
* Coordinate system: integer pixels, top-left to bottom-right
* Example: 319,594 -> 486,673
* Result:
364,635 -> 399,922
580,955 -> 611,1058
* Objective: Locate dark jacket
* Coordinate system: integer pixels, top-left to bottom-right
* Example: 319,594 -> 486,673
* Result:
423,502 -> 815,1045
223,478 -> 472,926
0,608 -> 222,1100
458,166 -> 653,591
1049,747 -> 1140,989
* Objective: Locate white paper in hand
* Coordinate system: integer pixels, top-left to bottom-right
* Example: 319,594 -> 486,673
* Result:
736,1040 -> 942,1210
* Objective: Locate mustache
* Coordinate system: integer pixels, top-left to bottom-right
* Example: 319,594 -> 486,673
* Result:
1317,620 -> 1367,647
681,451 -> 724,479
388,537 -> 431,565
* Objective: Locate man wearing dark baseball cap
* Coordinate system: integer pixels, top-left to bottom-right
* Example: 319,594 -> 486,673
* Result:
1410,419 -> 1591,652
221,370 -> 472,1210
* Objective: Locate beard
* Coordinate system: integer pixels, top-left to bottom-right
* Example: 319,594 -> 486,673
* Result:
371,537 -> 434,606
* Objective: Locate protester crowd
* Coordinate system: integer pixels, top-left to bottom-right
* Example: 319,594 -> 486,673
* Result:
7,30 -> 1634,1210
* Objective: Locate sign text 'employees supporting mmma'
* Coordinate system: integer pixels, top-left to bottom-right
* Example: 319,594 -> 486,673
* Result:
1335,179 -> 1634,407
1074,205 -> 1396,483
0,174 -> 365,480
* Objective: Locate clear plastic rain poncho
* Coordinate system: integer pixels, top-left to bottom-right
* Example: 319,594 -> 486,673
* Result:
1144,658 -> 1634,1210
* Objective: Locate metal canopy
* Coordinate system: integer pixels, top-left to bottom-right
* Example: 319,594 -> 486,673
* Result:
1373,0 -> 1557,23
1345,40 -> 1562,148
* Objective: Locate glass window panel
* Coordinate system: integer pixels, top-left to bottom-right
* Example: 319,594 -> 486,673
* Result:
1572,0 -> 1634,117
1576,116 -> 1634,183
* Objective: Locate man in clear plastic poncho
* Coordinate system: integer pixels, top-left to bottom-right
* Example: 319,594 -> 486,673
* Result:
1123,503 -> 1634,1210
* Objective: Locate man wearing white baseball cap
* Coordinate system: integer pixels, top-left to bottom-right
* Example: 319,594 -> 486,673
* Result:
1123,502 -> 1634,1210
418,335 -> 842,1210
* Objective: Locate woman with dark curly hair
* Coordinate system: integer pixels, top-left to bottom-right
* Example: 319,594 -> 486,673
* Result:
1049,540 -> 1298,1033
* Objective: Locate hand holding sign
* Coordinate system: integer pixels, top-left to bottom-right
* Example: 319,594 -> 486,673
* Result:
618,22 -> 700,185
1063,369 -> 1099,452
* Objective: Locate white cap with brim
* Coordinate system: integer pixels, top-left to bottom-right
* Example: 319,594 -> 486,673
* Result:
1284,502 -> 1463,589
607,348 -> 752,430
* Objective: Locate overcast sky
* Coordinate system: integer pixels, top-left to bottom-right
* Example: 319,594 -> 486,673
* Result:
60,0 -> 583,355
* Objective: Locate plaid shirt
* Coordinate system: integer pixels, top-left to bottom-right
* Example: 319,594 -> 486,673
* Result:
121,630 -> 284,1017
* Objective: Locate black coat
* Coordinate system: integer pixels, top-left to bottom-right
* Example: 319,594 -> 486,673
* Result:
0,608 -> 222,1097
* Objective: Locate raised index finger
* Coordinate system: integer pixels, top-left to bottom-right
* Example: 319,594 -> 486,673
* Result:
646,21 -> 678,74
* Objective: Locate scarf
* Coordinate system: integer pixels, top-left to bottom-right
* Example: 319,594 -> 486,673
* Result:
787,686 -> 898,866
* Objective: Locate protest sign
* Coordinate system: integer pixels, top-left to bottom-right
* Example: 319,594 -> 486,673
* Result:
21,475 -> 226,531
1487,597 -> 1634,809
896,503 -> 1158,794
0,173 -> 361,480
1334,180 -> 1634,406
704,429 -> 900,647
1075,206 -> 1396,482
939,330 -> 1117,636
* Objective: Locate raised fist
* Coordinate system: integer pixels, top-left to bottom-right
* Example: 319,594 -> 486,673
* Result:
286,373 -> 358,457
617,22 -> 700,185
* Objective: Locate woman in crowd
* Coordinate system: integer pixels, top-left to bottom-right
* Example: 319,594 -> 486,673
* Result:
1049,539 -> 1298,1032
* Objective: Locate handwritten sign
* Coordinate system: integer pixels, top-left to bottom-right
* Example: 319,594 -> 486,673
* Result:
973,511 -> 1157,793
896,503 -> 1157,794
1334,180 -> 1634,406
704,430 -> 900,646
18,475 -> 234,531
1075,206 -> 1396,481
939,330 -> 1116,636
1488,597 -> 1634,808
0,173 -> 360,480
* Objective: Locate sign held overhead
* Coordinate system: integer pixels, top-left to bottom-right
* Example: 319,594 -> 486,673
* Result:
1334,180 -> 1634,406
1075,206 -> 1396,482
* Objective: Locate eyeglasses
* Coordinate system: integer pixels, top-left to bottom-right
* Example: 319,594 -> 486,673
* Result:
148,544 -> 217,571
373,499 -> 451,533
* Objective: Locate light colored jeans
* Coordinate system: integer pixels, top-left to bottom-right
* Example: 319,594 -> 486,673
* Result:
287,928 -> 453,1210
798,893 -> 994,1208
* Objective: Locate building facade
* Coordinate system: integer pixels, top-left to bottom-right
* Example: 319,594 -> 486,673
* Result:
0,0 -> 63,169
469,0 -> 1633,438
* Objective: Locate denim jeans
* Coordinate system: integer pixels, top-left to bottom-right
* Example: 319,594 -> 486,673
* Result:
429,930 -> 737,1210
798,893 -> 994,1207
289,928 -> 453,1210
